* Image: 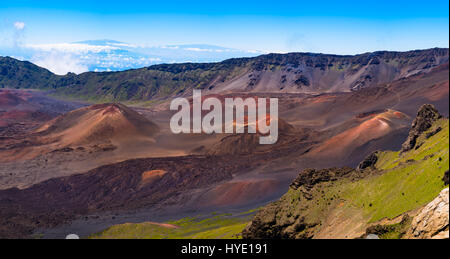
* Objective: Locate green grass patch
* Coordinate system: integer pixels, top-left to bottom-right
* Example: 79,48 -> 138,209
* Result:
366,216 -> 412,239
338,119 -> 449,222
89,212 -> 253,239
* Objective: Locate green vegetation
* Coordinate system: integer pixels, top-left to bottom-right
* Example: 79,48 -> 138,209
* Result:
89,212 -> 253,239
95,119 -> 448,239
339,119 -> 448,222
4,49 -> 447,103
244,118 -> 449,239
366,216 -> 412,239
0,56 -> 252,102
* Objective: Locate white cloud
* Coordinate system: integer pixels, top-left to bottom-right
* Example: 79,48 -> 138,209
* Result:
109,42 -> 136,48
160,45 -> 179,49
184,47 -> 220,52
10,39 -> 261,72
26,43 -> 119,54
31,52 -> 88,75
14,22 -> 25,30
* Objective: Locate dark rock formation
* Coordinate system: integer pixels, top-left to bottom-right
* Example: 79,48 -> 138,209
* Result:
401,104 -> 442,152
242,167 -> 353,239
426,127 -> 442,139
290,167 -> 353,190
243,104 -> 447,240
3,48 -> 447,101
443,170 -> 449,186
357,151 -> 379,171
294,75 -> 310,87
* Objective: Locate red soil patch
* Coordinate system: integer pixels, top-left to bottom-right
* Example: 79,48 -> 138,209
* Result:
0,91 -> 25,108
423,81 -> 449,102
393,111 -> 407,119
102,104 -> 122,115
36,103 -> 159,146
308,94 -> 337,104
200,179 -> 278,207
0,110 -> 51,127
141,169 -> 167,186
147,222 -> 179,229
232,114 -> 276,132
310,110 -> 409,157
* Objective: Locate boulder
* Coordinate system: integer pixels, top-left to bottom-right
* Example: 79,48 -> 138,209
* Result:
401,104 -> 441,152
443,170 -> 449,186
407,188 -> 449,239
357,151 -> 379,171
242,167 -> 353,239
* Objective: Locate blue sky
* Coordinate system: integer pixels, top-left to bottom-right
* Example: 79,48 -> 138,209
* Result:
0,0 -> 449,54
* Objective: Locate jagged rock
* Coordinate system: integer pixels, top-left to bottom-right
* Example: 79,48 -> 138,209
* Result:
407,188 -> 449,239
443,171 -> 449,186
401,104 -> 441,152
243,104 -> 447,240
426,127 -> 442,139
431,230 -> 449,239
290,167 -> 353,190
357,151 -> 379,171
241,206 -> 317,239
242,167 -> 353,239
294,75 -> 310,87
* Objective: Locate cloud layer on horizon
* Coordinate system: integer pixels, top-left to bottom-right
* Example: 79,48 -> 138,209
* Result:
1,20 -> 262,75
31,51 -> 89,75
2,40 -> 262,75
1,21 -> 263,75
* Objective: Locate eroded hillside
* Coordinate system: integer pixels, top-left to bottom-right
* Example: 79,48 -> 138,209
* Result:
1,48 -> 448,101
242,104 -> 449,239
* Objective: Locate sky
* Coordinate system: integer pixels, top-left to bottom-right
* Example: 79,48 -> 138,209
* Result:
0,0 -> 448,74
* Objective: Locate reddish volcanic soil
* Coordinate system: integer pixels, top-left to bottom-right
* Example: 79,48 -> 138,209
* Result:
196,179 -> 281,208
36,103 -> 159,147
147,222 -> 179,229
0,102 -> 161,189
0,155 -> 256,238
308,109 -> 410,159
0,91 -> 24,108
0,60 -> 448,238
206,117 -> 304,156
0,110 -> 51,127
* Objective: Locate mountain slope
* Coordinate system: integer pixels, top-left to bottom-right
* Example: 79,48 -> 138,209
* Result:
1,48 -> 448,101
0,57 -> 59,89
0,154 -> 257,238
0,102 -> 162,190
0,102 -> 159,163
307,109 -> 410,161
242,104 -> 449,239
36,103 -> 159,147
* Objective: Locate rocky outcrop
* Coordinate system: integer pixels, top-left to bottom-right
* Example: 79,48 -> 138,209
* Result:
2,48 -> 449,101
357,151 -> 379,171
407,188 -> 449,239
443,171 -> 449,186
289,167 -> 354,190
401,104 -> 441,152
242,167 -> 354,239
241,210 -> 318,239
243,105 -> 448,240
